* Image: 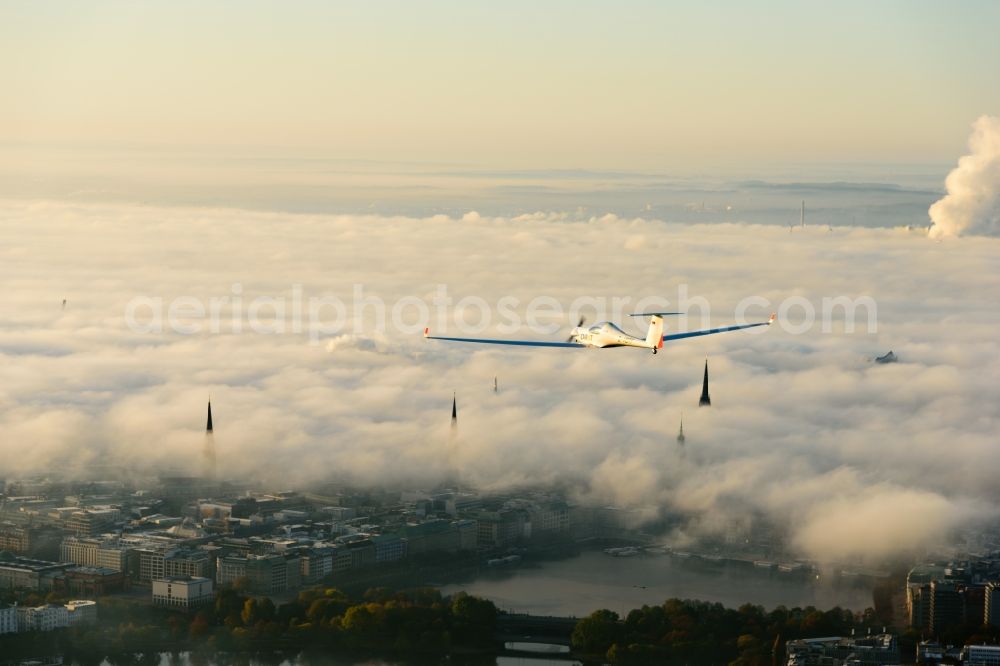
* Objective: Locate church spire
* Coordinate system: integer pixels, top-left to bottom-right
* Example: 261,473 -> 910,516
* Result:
451,392 -> 457,422
203,399 -> 216,481
677,415 -> 685,444
699,360 -> 711,407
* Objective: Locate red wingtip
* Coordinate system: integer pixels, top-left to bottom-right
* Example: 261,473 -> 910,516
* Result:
768,313 -> 777,323
423,327 -> 429,336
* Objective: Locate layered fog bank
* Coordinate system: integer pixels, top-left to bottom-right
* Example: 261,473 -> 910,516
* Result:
1,201 -> 998,563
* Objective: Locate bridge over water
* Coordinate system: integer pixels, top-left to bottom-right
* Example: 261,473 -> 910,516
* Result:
496,611 -> 579,647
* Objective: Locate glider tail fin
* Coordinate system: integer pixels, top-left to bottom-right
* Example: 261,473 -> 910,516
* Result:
645,315 -> 665,349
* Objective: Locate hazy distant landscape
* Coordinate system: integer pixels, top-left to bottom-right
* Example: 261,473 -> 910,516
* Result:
0,144 -> 947,227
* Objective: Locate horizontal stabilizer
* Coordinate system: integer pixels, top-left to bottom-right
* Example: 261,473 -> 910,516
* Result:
629,312 -> 683,317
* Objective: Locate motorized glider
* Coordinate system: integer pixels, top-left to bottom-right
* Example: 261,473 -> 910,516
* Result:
424,312 -> 776,354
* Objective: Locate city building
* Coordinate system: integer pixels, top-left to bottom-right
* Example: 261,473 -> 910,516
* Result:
217,553 -> 300,594
17,604 -> 69,632
909,583 -> 932,630
300,547 -> 333,585
401,519 -> 462,555
916,640 -> 945,664
64,508 -> 120,537
443,493 -> 482,516
0,599 -> 97,634
906,564 -> 988,633
152,576 -> 214,609
924,579 -> 986,634
968,645 -> 1000,666
128,545 -> 211,582
129,546 -> 168,582
526,501 -> 570,535
324,506 -> 356,521
986,582 -> 1000,627
372,534 -> 407,563
230,497 -> 260,519
330,546 -> 352,574
216,554 -> 248,587
907,563 -> 947,630
59,566 -> 128,596
929,580 -> 963,634
215,537 -> 255,557
345,539 -> 375,569
2,525 -> 64,561
0,552 -> 76,590
0,523 -> 30,554
0,605 -> 16,634
476,510 -> 525,549
785,633 -> 899,665
165,548 -> 213,579
60,536 -> 127,572
197,500 -> 236,520
455,519 -> 478,551
966,584 -> 986,628
165,519 -> 208,540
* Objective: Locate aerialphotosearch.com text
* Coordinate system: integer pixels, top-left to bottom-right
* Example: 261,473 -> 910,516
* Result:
124,283 -> 877,343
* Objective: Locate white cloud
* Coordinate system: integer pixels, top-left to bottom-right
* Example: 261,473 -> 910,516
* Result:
623,234 -> 646,250
930,115 -> 1000,238
1,199 -> 998,563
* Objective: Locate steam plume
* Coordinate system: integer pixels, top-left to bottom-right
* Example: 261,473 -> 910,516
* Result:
929,115 -> 1000,238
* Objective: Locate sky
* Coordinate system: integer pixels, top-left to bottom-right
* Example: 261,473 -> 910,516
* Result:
2,1 -> 1000,169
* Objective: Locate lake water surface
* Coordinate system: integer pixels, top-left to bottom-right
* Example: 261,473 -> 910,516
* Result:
439,549 -> 874,617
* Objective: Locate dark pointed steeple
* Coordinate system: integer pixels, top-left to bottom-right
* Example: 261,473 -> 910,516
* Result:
677,415 -> 685,444
203,399 -> 217,481
451,392 -> 457,422
699,360 -> 711,407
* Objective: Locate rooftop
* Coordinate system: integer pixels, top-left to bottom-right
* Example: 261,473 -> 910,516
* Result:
0,552 -> 73,571
156,575 -> 211,583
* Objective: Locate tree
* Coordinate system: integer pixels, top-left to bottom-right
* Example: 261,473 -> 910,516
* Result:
306,597 -> 339,625
342,604 -> 386,648
450,593 -> 497,645
572,609 -> 621,654
257,597 -> 276,623
239,597 -> 276,626
241,598 -> 260,626
215,586 -> 247,622
364,587 -> 393,603
731,633 -> 767,666
189,612 -> 212,639
232,576 -> 252,593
